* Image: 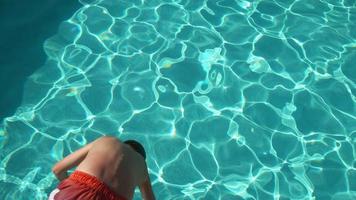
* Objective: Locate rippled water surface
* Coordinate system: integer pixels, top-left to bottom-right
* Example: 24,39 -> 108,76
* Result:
1,0 -> 356,199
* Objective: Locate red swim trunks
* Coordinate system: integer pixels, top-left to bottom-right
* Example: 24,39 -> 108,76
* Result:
48,170 -> 127,200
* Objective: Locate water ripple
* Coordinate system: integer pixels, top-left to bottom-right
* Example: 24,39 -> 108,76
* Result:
0,0 -> 355,199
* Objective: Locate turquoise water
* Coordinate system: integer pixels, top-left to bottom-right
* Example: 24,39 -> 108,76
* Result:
1,0 -> 356,199
0,0 -> 81,120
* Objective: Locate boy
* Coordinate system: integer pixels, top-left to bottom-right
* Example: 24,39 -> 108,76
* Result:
49,136 -> 155,200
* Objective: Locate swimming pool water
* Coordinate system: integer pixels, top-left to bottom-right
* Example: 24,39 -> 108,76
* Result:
1,0 -> 356,199
0,0 -> 81,121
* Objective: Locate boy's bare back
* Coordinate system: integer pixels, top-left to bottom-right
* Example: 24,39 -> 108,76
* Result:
52,136 -> 155,200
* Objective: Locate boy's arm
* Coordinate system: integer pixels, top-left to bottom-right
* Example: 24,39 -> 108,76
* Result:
139,167 -> 156,200
52,141 -> 94,181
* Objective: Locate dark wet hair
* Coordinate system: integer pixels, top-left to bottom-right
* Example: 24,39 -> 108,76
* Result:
124,140 -> 146,159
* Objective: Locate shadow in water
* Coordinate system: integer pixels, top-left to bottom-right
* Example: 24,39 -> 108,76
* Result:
0,0 -> 81,121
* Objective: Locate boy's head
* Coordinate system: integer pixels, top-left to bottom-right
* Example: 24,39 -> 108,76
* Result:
124,140 -> 146,159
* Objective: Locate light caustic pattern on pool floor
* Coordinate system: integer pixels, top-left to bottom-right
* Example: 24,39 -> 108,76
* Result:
1,0 -> 356,199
